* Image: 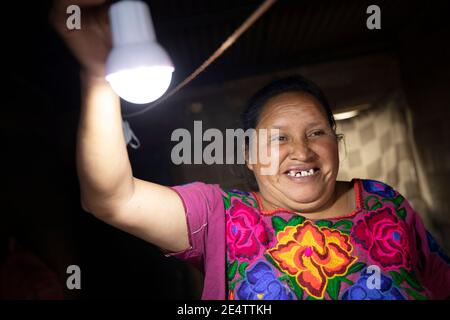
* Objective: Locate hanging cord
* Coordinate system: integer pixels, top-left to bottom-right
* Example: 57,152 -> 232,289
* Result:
122,120 -> 141,149
123,0 -> 278,119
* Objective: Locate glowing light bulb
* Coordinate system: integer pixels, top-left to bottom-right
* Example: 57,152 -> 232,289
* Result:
105,1 -> 174,104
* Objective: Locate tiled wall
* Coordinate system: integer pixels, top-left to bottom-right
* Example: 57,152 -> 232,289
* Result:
397,26 -> 450,252
336,92 -> 434,231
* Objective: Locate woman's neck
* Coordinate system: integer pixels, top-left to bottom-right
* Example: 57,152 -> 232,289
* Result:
257,181 -> 356,220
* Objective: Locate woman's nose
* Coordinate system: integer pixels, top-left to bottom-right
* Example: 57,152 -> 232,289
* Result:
288,139 -> 316,161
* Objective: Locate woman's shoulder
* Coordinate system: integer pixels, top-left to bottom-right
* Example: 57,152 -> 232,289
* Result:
352,178 -> 408,209
355,178 -> 400,199
352,177 -> 418,223
170,182 -> 258,210
171,181 -> 225,194
170,181 -> 228,210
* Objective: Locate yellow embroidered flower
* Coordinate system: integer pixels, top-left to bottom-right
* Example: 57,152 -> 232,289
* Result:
268,221 -> 356,299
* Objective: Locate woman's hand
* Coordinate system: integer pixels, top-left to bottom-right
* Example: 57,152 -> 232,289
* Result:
49,0 -> 112,77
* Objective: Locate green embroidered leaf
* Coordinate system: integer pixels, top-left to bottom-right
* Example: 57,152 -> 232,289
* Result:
382,195 -> 405,209
326,277 -> 341,300
364,196 -> 379,210
371,202 -> 382,211
332,220 -> 353,232
396,207 -> 407,220
224,190 -> 259,209
238,262 -> 249,278
306,295 -> 320,300
400,268 -> 424,291
264,253 -> 283,273
241,197 -> 256,208
393,194 -> 405,207
248,196 -> 258,208
287,276 -> 304,299
287,215 -> 305,227
272,216 -> 288,233
403,287 -> 428,300
222,195 -> 231,210
315,220 -> 333,228
340,277 -> 354,286
227,260 -> 238,280
347,262 -> 366,275
389,271 -> 404,286
250,198 -> 259,208
278,275 -> 289,282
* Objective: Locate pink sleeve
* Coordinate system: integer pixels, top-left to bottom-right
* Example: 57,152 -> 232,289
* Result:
407,204 -> 450,299
163,182 -> 224,272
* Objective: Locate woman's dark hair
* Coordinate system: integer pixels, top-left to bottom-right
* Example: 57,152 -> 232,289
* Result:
241,75 -> 336,131
238,75 -> 336,191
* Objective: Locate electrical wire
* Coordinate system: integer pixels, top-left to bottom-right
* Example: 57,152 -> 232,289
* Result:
123,0 -> 277,119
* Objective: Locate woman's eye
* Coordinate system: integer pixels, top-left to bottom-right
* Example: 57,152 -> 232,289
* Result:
272,136 -> 287,141
309,130 -> 325,138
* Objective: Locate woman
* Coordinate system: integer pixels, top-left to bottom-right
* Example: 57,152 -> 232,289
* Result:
51,0 -> 450,300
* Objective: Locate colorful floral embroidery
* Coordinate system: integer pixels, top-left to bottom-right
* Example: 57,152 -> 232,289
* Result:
223,179 -> 440,300
352,206 -> 411,271
363,180 -> 396,198
342,267 -> 405,300
226,200 -> 273,260
267,221 -> 356,299
236,261 -> 295,300
223,190 -> 258,211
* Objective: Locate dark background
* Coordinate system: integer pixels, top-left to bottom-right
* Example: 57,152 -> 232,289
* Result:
1,0 -> 449,299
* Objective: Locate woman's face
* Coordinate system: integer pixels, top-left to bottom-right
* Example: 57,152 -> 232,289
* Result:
247,91 -> 339,213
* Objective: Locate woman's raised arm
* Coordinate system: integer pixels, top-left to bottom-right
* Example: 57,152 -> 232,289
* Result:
50,0 -> 190,253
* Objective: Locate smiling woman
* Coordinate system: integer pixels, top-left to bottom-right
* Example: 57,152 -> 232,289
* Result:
165,76 -> 450,300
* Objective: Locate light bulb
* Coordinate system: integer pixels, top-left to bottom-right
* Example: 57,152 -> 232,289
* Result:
105,1 -> 174,104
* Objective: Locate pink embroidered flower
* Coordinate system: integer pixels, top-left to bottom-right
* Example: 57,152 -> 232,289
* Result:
226,200 -> 273,260
352,206 -> 411,271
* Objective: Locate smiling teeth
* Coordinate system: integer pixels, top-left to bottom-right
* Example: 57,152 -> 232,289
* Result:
288,169 -> 315,177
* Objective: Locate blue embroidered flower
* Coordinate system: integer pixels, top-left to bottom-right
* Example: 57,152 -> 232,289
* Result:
427,231 -> 450,264
363,180 -> 396,198
237,261 -> 295,300
342,268 -> 405,300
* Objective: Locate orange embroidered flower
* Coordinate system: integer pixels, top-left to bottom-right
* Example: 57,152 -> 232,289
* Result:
268,221 -> 356,299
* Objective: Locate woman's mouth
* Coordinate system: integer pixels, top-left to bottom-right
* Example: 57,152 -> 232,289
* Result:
284,167 -> 320,181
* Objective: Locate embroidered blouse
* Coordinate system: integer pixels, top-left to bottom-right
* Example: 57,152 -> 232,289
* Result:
166,178 -> 450,300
